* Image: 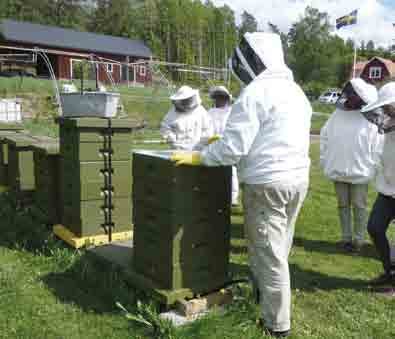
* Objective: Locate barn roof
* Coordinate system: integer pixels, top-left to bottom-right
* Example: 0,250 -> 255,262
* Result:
0,19 -> 152,59
370,56 -> 395,76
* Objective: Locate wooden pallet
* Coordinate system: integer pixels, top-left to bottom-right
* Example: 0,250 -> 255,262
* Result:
53,224 -> 132,249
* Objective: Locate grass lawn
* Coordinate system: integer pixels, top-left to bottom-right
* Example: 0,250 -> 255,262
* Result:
0,141 -> 394,339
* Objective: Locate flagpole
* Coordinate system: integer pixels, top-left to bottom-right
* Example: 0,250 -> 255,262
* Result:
353,41 -> 357,78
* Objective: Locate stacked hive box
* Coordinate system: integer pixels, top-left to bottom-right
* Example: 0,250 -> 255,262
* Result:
5,133 -> 38,195
58,117 -> 135,237
33,140 -> 61,224
0,123 -> 23,186
132,150 -> 232,294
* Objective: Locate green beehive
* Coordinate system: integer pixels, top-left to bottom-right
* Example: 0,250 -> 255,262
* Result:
5,134 -> 37,194
0,130 -> 23,186
132,150 -> 232,294
33,140 -> 61,224
58,117 -> 136,237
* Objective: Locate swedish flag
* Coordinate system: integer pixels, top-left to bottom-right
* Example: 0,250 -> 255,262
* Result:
336,9 -> 358,29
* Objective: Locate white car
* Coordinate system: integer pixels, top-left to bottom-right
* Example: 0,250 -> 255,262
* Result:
318,90 -> 341,104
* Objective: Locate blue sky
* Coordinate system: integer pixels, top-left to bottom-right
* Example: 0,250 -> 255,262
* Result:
212,0 -> 395,47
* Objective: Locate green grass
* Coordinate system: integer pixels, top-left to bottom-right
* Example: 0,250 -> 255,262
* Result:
0,141 -> 394,338
311,101 -> 335,115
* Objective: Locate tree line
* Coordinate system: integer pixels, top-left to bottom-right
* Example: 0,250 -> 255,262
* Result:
0,1 -> 393,95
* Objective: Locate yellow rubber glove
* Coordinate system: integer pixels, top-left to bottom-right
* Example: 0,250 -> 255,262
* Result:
207,135 -> 221,144
170,151 -> 202,166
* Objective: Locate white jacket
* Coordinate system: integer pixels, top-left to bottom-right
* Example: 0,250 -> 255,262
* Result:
160,105 -> 213,150
201,69 -> 312,184
320,109 -> 383,184
376,131 -> 395,196
208,106 -> 231,136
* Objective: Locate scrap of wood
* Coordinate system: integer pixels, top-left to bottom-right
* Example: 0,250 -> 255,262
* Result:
176,289 -> 233,318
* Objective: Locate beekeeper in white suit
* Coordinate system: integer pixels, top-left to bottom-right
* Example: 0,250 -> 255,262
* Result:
160,85 -> 212,150
208,85 -> 239,206
359,82 -> 395,286
171,32 -> 312,337
320,78 -> 382,252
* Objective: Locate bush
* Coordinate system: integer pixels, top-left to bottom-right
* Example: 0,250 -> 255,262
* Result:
302,81 -> 330,100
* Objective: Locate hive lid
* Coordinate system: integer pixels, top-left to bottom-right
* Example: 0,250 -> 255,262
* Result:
32,138 -> 59,155
0,122 -> 23,131
4,133 -> 38,147
132,150 -> 181,160
56,117 -> 142,129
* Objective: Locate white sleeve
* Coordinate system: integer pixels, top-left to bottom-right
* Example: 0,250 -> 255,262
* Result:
200,109 -> 214,138
371,128 -> 385,174
160,110 -> 176,143
201,91 -> 261,166
319,119 -> 329,169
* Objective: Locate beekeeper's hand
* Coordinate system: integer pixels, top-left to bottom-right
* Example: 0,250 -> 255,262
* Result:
207,135 -> 221,144
170,151 -> 202,166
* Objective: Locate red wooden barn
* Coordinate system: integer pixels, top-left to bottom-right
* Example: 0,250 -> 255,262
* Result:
0,19 -> 152,84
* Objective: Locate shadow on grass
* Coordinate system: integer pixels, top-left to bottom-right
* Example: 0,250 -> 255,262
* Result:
293,237 -> 379,260
229,261 -> 367,293
42,252 -> 146,314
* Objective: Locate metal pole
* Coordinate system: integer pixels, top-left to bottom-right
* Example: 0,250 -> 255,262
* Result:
353,41 -> 357,78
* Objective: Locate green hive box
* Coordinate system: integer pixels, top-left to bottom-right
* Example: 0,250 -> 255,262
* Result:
58,117 -> 135,237
132,150 -> 232,294
33,140 -> 61,224
5,134 -> 38,193
0,130 -> 23,186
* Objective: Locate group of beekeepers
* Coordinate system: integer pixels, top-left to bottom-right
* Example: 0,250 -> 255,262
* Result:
159,32 -> 395,338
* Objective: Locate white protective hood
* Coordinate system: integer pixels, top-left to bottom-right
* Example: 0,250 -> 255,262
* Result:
320,79 -> 383,184
244,32 -> 293,81
201,32 -> 311,185
350,78 -> 378,105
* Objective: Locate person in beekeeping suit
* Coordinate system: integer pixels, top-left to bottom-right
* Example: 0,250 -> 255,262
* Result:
360,82 -> 395,287
160,85 -> 212,150
320,78 -> 382,253
171,32 -> 312,338
208,85 -> 239,206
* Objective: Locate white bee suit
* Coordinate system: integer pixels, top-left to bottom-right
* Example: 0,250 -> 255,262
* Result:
201,32 -> 312,332
160,104 -> 213,151
208,105 -> 240,205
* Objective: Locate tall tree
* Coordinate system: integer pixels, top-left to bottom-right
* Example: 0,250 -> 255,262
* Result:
239,10 -> 257,38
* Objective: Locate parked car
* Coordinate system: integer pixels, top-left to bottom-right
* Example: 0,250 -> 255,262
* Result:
318,90 -> 341,104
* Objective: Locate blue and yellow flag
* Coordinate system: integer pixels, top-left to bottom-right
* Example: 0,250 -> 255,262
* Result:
336,9 -> 358,29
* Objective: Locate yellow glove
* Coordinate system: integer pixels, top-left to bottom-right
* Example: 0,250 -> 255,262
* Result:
170,151 -> 202,166
207,135 -> 221,144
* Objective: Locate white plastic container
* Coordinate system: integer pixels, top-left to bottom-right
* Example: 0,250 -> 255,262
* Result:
60,92 -> 120,118
0,98 -> 22,122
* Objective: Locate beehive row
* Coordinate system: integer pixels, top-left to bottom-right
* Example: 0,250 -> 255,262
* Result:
0,118 -> 135,238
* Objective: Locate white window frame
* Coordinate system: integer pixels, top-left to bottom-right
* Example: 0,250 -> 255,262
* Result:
139,65 -> 146,76
107,63 -> 113,73
369,66 -> 382,79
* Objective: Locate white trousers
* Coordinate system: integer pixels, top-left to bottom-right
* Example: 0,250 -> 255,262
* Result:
232,166 -> 239,205
334,182 -> 368,244
243,180 -> 308,332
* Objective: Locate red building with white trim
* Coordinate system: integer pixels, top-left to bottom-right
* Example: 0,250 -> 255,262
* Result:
0,19 -> 152,84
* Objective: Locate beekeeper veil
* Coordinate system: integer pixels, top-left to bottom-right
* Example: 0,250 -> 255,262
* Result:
336,78 -> 377,111
170,85 -> 201,113
361,82 -> 395,134
229,32 -> 287,85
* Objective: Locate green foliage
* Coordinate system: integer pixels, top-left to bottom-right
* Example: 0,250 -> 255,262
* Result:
117,301 -> 176,339
239,10 -> 258,37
